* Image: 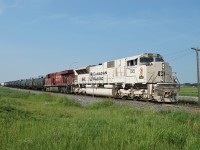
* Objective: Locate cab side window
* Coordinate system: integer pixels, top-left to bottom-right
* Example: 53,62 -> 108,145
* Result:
127,59 -> 137,66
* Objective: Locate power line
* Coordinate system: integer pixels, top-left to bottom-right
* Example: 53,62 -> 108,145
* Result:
164,49 -> 192,62
163,49 -> 190,57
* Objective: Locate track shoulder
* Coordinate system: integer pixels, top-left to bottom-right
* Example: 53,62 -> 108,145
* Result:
5,87 -> 200,113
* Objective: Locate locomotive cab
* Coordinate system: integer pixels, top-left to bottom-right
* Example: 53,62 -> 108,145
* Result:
124,53 -> 178,102
136,53 -> 178,102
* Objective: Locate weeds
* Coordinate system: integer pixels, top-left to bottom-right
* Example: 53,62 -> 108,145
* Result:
58,97 -> 81,107
179,86 -> 198,97
178,100 -> 199,105
1,87 -> 200,149
86,99 -> 114,110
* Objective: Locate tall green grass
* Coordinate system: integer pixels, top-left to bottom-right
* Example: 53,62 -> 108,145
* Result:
179,86 -> 198,97
1,87 -> 200,150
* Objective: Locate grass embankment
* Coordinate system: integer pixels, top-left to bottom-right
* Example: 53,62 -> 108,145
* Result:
179,86 -> 198,97
1,87 -> 200,150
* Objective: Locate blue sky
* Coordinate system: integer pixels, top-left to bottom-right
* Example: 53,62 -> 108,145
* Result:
0,0 -> 200,83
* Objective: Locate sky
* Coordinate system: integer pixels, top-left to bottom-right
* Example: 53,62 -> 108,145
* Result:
0,0 -> 200,84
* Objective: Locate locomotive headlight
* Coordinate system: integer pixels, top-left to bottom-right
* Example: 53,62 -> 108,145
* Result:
162,63 -> 165,69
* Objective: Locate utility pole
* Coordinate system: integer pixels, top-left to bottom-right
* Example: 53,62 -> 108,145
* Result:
191,47 -> 200,104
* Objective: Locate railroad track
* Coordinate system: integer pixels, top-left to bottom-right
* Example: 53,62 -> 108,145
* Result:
4,87 -> 200,113
162,103 -> 200,112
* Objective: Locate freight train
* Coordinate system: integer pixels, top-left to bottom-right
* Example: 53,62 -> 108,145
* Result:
2,53 -> 179,102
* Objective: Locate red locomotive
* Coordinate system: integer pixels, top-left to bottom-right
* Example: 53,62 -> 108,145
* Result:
45,70 -> 74,93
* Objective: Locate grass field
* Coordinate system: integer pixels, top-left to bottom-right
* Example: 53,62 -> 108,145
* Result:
1,87 -> 200,150
179,86 -> 198,97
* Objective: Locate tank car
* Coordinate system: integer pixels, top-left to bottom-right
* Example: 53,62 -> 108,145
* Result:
26,79 -> 33,89
73,53 -> 178,102
20,79 -> 27,89
32,77 -> 45,90
6,81 -> 15,87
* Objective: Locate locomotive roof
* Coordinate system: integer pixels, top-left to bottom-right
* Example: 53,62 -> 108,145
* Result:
74,53 -> 163,70
115,53 -> 163,61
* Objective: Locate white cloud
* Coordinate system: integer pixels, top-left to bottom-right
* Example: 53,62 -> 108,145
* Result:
27,14 -> 68,25
70,13 -> 152,28
0,0 -> 23,15
0,1 -> 5,15
27,12 -> 147,29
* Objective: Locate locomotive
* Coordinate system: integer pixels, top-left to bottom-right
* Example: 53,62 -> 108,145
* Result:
3,53 -> 179,102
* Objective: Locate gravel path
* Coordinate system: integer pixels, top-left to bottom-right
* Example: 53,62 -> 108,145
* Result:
114,99 -> 200,113
6,87 -> 200,113
61,94 -> 200,113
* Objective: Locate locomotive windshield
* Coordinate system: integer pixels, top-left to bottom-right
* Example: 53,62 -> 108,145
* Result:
140,56 -> 164,63
140,57 -> 154,63
155,57 -> 164,62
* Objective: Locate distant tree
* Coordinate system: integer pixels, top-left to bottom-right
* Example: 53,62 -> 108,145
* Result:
191,83 -> 197,87
184,83 -> 191,86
